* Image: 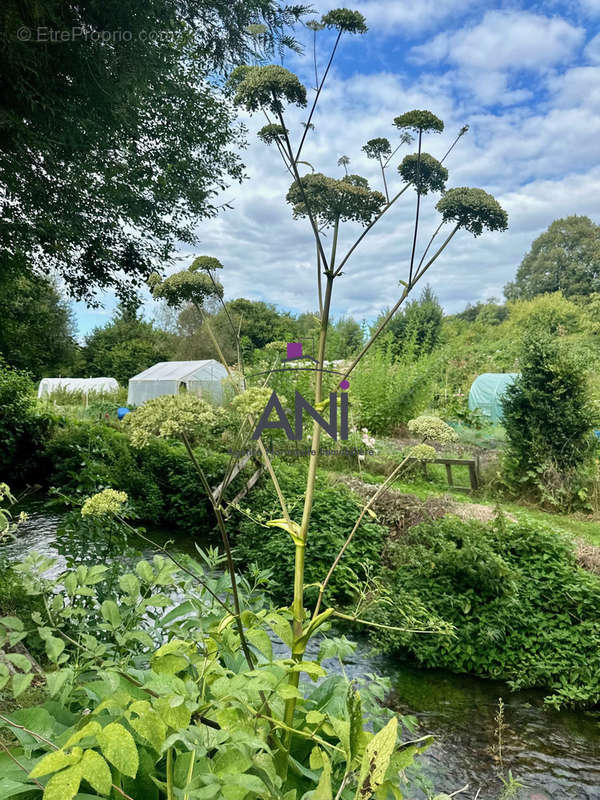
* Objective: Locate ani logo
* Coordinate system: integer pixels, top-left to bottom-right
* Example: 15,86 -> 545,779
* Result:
251,342 -> 350,441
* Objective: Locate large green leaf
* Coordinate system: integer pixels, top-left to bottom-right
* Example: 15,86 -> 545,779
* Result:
78,750 -> 112,795
97,723 -> 139,778
355,717 -> 398,799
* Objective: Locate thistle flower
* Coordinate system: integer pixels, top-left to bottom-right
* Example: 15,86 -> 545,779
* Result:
321,9 -> 368,34
436,187 -> 508,236
398,153 -> 448,194
257,124 -> 288,144
230,65 -> 307,114
125,394 -> 218,448
393,110 -> 444,134
409,444 -> 437,462
407,415 -> 458,444
286,172 -> 385,227
189,256 -> 223,273
81,489 -> 128,518
150,269 -> 223,307
362,138 -> 392,161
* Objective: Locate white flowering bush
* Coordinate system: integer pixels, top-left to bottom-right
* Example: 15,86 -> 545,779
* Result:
124,394 -> 218,448
407,415 -> 458,445
80,489 -> 128,517
409,443 -> 437,462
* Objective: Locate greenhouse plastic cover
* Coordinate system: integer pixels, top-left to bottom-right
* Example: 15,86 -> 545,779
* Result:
468,373 -> 519,423
127,360 -> 228,406
38,377 -> 119,399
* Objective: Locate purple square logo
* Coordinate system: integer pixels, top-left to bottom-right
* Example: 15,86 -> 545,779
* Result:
287,342 -> 303,360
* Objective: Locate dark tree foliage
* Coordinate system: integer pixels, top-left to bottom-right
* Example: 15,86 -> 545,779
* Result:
0,273 -> 79,378
0,1 -> 307,302
505,216 -> 600,300
502,334 -> 597,479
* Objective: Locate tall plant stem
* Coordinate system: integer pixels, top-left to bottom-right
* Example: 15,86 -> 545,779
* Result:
339,224 -> 460,382
379,156 -> 389,203
316,241 -> 323,316
408,129 -> 423,285
295,28 -> 343,163
181,432 -> 255,671
166,748 -> 175,800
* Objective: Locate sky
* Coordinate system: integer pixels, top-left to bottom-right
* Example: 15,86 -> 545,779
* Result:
74,0 -> 600,336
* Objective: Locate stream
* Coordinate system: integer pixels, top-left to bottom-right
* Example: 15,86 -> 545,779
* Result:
2,511 -> 599,799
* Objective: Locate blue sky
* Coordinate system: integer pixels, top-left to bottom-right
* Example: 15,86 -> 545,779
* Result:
74,0 -> 600,336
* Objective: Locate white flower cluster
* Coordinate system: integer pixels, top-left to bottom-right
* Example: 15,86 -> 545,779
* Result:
407,415 -> 457,444
81,489 -> 128,518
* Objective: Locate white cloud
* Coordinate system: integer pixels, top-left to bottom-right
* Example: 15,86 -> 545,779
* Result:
307,0 -> 475,34
412,10 -> 584,71
583,32 -> 600,62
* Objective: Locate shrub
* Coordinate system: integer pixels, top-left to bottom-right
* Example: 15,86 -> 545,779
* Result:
370,515 -> 600,709
501,333 -> 599,509
232,465 -> 387,605
0,362 -> 53,484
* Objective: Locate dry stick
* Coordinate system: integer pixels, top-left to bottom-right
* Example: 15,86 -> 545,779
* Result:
0,713 -> 136,800
408,129 -> 423,286
313,454 -> 411,618
0,740 -> 44,790
276,107 -> 331,275
294,27 -> 343,164
339,224 -> 460,383
181,432 -> 255,670
379,155 -> 390,203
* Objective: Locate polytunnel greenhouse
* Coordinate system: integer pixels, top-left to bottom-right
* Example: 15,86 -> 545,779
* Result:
37,377 -> 119,399
127,360 -> 229,406
468,373 -> 520,423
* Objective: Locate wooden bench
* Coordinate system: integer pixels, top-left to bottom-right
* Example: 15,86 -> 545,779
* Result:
407,455 -> 480,492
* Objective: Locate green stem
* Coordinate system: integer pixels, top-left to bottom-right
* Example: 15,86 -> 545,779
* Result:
166,748 -> 174,800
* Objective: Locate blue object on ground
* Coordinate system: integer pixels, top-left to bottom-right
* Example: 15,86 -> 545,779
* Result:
117,407 -> 131,420
594,430 -> 600,440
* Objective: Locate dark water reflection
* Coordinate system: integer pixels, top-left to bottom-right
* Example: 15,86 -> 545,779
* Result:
4,512 -> 600,799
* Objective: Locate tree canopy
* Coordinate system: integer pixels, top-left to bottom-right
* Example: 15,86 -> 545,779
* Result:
505,216 -> 600,300
0,0 -> 306,302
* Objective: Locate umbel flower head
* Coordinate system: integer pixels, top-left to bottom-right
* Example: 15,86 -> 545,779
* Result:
394,110 -> 444,134
81,489 -> 128,518
407,415 -> 458,444
409,443 -> 437,462
398,153 -> 448,194
189,255 -> 223,273
286,172 -> 385,227
125,394 -> 218,448
321,8 -> 368,34
229,64 -> 307,114
231,386 -> 282,418
150,267 -> 223,308
362,137 -> 392,161
436,187 -> 508,236
257,123 -> 288,145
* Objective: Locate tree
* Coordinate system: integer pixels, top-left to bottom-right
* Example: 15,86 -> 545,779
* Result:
502,333 -> 598,506
0,272 -> 79,378
82,304 -> 177,385
505,216 -> 600,300
0,1 -> 306,302
383,285 -> 443,357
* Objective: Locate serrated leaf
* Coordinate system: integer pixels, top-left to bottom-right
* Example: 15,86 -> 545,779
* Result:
245,628 -> 272,661
135,561 -> 154,584
97,723 -> 138,778
44,635 -> 65,664
30,747 -> 83,779
78,749 -> 111,795
355,717 -> 398,799
42,764 -> 82,800
63,722 -> 102,749
129,705 -> 167,752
